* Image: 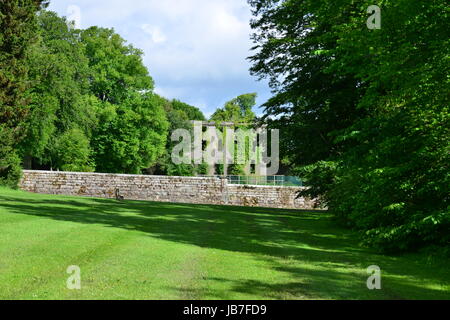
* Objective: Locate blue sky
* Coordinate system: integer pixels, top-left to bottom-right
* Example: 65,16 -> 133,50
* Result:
47,0 -> 271,118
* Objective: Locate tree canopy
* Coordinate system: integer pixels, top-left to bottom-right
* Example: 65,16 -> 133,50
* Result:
248,0 -> 449,252
1,7 -> 205,179
210,93 -> 257,124
0,0 -> 49,187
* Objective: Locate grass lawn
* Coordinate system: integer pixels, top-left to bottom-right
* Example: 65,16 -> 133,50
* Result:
0,187 -> 448,300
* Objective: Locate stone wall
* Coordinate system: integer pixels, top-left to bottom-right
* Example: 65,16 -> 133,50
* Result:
227,184 -> 316,209
19,170 -> 315,210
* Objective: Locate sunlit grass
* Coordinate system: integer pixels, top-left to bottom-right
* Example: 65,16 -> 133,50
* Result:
0,187 -> 448,300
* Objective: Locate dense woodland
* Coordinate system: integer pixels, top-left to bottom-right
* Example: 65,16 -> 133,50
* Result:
0,0 -> 448,253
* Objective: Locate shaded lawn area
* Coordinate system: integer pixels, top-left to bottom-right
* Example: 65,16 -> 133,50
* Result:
0,187 -> 448,300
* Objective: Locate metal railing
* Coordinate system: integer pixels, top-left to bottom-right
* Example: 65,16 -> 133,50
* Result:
201,175 -> 303,187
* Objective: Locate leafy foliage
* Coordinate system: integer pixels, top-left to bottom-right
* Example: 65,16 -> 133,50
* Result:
0,129 -> 22,188
249,0 -> 449,252
2,8 -> 207,179
211,93 -> 257,124
20,11 -> 94,169
92,92 -> 168,174
210,93 -> 259,175
53,128 -> 94,172
148,95 -> 206,176
0,0 -> 49,187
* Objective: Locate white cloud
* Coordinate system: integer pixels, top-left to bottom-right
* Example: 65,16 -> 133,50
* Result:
141,24 -> 167,44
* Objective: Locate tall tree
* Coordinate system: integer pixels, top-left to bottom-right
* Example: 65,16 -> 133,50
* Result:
19,10 -> 96,171
80,27 -> 168,174
0,0 -> 49,187
249,0 -> 449,252
92,92 -> 168,174
81,27 -> 154,105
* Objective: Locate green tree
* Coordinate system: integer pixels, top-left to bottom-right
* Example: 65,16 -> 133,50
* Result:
210,93 -> 257,124
0,130 -> 22,188
53,128 -> 94,172
92,92 -> 168,174
19,11 -> 97,170
171,99 -> 205,121
0,0 -> 49,187
148,96 -> 206,176
81,27 -> 154,104
249,0 -> 449,252
79,27 -> 168,174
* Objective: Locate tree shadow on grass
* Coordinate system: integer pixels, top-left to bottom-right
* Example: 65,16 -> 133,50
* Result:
0,194 -> 358,256
0,193 -> 448,299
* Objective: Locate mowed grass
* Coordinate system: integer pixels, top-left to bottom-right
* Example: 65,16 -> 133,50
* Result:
0,187 -> 448,300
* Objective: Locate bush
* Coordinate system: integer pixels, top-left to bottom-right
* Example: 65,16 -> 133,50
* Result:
0,148 -> 22,189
